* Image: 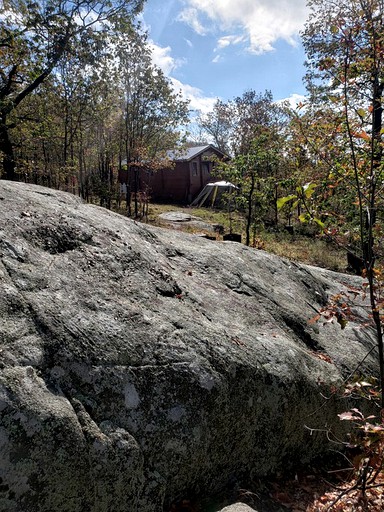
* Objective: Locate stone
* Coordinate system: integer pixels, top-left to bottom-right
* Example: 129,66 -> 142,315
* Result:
0,181 -> 378,512
218,504 -> 258,512
158,211 -> 194,222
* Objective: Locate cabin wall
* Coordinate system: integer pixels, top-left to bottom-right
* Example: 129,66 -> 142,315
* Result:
118,148 -> 220,204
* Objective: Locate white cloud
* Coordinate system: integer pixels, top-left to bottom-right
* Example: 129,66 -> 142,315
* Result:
217,38 -> 230,49
179,0 -> 308,54
177,7 -> 207,35
149,42 -> 217,114
149,42 -> 184,75
211,55 -> 222,64
170,78 -> 217,114
277,93 -> 307,109
216,34 -> 245,49
184,38 -> 193,48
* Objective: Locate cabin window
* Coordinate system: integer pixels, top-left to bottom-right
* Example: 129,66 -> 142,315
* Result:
192,162 -> 198,176
202,162 -> 210,174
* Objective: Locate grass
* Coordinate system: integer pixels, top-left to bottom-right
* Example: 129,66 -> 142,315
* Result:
145,202 -> 244,231
114,200 -> 347,273
262,231 -> 346,272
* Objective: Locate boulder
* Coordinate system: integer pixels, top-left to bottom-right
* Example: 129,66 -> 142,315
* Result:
0,182 -> 378,512
218,505 -> 258,512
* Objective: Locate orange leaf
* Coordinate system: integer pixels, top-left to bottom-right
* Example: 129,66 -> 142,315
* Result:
352,130 -> 370,141
308,314 -> 321,324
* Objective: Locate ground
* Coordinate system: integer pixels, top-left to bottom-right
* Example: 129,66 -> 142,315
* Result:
168,470 -> 384,511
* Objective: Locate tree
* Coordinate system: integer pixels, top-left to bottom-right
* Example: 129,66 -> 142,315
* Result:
112,31 -> 189,216
197,99 -> 233,154
231,90 -> 281,156
216,125 -> 285,246
198,90 -> 282,158
1,15 -> 189,211
8,45 -> 118,197
0,0 -> 144,180
205,90 -> 288,243
302,0 -> 384,404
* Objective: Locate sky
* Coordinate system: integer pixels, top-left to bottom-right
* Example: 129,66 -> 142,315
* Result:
141,0 -> 310,115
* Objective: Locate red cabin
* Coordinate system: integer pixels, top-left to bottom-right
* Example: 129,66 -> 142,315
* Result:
118,145 -> 228,204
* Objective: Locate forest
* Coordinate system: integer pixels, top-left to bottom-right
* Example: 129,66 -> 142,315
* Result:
0,0 -> 189,204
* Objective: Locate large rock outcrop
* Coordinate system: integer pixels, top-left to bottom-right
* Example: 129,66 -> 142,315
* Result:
0,182 -> 378,512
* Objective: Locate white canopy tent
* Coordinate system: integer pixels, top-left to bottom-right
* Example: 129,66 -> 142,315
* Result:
190,181 -> 238,208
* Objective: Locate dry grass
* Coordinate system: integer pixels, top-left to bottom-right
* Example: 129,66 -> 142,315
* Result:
263,234 -> 347,272
126,202 -> 348,273
145,203 -> 244,232
266,471 -> 384,512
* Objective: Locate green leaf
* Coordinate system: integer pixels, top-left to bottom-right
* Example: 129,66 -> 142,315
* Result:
292,199 -> 300,209
313,217 -> 325,230
303,182 -> 317,199
357,108 -> 366,118
337,316 -> 348,330
276,194 -> 296,210
299,212 -> 311,223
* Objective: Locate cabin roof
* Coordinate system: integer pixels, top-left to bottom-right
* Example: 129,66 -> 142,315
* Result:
167,145 -> 225,162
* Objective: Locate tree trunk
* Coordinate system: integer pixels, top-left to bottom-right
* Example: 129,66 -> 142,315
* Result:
246,173 -> 255,246
0,120 -> 17,181
274,182 -> 279,226
367,77 -> 384,407
133,166 -> 139,218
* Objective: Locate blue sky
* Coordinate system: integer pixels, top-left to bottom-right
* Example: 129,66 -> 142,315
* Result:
141,0 -> 309,113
